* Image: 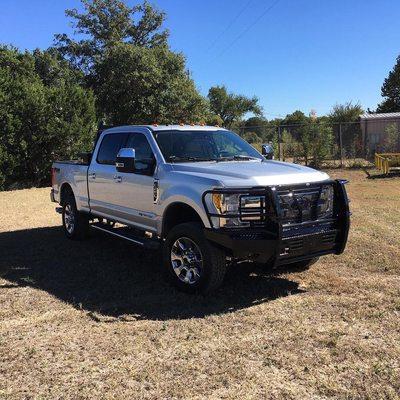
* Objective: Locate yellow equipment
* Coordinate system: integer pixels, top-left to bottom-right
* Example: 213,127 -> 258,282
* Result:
375,153 -> 400,174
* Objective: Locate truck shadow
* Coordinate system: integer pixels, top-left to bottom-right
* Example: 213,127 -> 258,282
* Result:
0,226 -> 305,321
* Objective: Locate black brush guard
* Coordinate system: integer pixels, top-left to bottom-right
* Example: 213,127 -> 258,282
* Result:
203,180 -> 350,265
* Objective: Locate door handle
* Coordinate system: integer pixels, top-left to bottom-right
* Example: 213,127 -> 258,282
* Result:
113,175 -> 122,183
89,172 -> 96,179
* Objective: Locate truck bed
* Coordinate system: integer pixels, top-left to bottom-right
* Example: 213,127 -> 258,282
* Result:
51,160 -> 90,212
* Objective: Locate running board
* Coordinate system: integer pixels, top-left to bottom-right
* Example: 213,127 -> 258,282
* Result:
90,222 -> 160,250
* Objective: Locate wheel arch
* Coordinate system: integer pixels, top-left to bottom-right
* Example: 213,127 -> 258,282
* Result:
60,182 -> 74,206
162,202 -> 205,238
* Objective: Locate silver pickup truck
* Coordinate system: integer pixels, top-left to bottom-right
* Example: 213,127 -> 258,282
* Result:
51,125 -> 350,293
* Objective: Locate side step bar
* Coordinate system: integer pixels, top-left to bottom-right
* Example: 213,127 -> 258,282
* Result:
90,222 -> 160,250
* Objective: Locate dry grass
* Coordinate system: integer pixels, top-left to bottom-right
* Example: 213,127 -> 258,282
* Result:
0,169 -> 399,399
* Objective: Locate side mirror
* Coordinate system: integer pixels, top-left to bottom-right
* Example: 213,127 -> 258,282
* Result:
261,144 -> 274,160
116,148 -> 135,173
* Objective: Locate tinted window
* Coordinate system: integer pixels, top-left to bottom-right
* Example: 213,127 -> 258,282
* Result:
97,133 -> 127,165
126,133 -> 155,174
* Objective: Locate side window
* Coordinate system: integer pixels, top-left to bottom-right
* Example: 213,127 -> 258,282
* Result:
155,131 -> 172,159
126,133 -> 155,175
97,133 -> 126,165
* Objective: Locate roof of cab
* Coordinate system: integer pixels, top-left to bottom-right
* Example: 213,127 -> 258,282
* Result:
103,124 -> 226,133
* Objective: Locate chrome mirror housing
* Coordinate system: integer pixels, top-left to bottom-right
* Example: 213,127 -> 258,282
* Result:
116,148 -> 136,173
261,144 -> 274,160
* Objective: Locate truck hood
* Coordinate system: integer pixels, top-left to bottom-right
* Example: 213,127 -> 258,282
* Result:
171,160 -> 330,187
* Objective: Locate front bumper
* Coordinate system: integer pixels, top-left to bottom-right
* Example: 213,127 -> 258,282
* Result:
204,179 -> 350,265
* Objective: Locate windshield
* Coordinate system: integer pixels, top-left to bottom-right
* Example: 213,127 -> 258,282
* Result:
154,130 -> 263,162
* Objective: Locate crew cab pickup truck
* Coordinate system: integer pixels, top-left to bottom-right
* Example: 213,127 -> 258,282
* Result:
51,125 -> 350,293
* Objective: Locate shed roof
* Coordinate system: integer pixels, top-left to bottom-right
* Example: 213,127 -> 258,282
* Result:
360,112 -> 400,120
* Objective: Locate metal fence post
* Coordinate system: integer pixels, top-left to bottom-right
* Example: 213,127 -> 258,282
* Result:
339,123 -> 344,168
278,125 -> 283,161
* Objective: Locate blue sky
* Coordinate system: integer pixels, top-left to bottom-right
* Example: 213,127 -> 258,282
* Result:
1,0 -> 399,118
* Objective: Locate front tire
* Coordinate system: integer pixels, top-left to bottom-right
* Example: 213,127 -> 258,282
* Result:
163,222 -> 227,293
62,193 -> 89,240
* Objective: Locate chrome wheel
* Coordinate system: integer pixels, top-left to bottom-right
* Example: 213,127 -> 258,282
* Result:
171,237 -> 203,285
64,204 -> 75,234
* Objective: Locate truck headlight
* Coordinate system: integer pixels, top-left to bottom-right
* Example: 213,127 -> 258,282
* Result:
212,193 -> 240,215
206,192 -> 265,228
318,185 -> 334,219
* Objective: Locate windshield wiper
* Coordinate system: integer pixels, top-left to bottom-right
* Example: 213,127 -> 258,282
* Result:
216,155 -> 260,162
167,156 -> 216,163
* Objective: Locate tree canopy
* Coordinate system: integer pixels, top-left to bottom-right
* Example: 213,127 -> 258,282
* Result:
52,0 -> 211,126
377,55 -> 400,113
281,110 -> 308,126
54,0 -> 168,74
329,102 -> 364,122
208,85 -> 262,128
94,44 -> 208,124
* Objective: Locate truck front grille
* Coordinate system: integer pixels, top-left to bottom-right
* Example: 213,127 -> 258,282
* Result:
277,183 -> 333,225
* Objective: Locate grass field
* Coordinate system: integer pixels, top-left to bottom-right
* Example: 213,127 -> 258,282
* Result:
0,170 -> 399,399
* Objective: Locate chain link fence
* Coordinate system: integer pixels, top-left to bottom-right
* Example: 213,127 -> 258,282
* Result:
236,117 -> 400,168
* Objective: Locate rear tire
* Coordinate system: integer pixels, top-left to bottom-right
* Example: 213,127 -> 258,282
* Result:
62,193 -> 89,240
163,222 -> 227,294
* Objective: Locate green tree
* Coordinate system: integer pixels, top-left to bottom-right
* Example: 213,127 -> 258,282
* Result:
242,131 -> 261,144
0,47 -> 96,189
377,55 -> 400,113
383,122 -> 400,152
94,44 -> 208,124
53,0 -> 208,125
32,48 -> 84,86
282,110 -> 308,126
329,102 -> 364,123
205,114 -> 224,127
54,0 -> 168,74
241,116 -> 275,142
208,85 -> 262,128
298,122 -> 333,167
280,110 -> 309,144
329,102 -> 364,157
282,129 -> 300,159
